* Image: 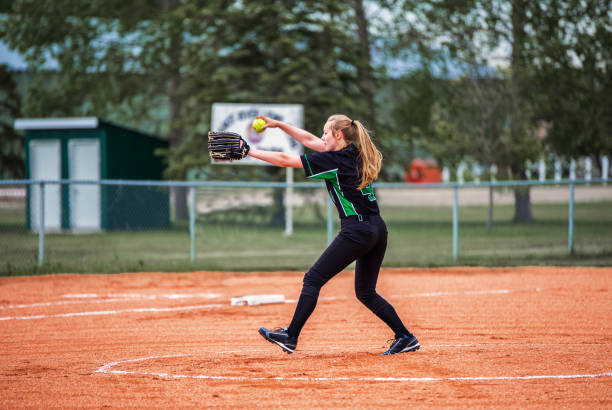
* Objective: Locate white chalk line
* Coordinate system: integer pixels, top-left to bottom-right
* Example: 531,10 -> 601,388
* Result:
209,342 -> 609,354
62,293 -> 222,300
290,289 -> 537,304
390,288 -> 541,298
0,288 -> 539,321
0,298 -> 142,310
94,354 -> 612,383
0,293 -> 222,310
0,303 -> 224,321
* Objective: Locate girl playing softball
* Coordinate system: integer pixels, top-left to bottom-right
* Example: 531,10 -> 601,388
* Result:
249,114 -> 419,356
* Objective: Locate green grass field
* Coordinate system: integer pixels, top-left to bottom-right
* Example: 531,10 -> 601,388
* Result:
0,200 -> 611,276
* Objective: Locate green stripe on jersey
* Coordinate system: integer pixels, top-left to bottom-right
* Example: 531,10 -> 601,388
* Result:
306,167 -> 357,216
304,154 -> 314,176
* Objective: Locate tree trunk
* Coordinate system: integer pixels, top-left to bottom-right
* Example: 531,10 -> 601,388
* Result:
486,184 -> 494,232
510,0 -> 532,224
511,0 -> 526,99
353,0 -> 375,126
513,187 -> 533,222
165,0 -> 188,221
169,71 -> 188,220
267,167 -> 284,226
272,188 -> 284,227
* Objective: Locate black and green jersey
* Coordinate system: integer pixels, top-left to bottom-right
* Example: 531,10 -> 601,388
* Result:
300,144 -> 379,218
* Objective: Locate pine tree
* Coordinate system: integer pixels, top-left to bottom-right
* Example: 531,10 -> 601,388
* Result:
0,65 -> 24,179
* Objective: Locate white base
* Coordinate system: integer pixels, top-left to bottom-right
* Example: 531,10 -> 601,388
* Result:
230,294 -> 285,306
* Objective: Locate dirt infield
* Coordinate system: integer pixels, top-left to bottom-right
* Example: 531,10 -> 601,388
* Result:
1,267 -> 610,408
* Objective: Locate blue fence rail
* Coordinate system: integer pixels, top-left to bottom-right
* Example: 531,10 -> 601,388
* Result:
0,178 -> 608,266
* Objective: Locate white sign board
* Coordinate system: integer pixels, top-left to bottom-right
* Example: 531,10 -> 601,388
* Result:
211,103 -> 304,165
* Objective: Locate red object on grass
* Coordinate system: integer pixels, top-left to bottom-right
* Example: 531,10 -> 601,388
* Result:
404,158 -> 442,183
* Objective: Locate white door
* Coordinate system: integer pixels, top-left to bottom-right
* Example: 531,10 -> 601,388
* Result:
30,140 -> 62,232
69,139 -> 101,231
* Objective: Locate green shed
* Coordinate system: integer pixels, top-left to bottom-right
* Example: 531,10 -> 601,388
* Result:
15,117 -> 170,232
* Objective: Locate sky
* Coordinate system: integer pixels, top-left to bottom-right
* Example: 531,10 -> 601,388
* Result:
0,39 -> 498,79
0,42 -> 28,69
0,2 -> 510,75
0,38 -> 427,77
0,42 -> 61,70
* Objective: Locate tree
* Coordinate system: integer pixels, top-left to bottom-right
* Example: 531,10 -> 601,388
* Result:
374,70 -> 439,181
2,1 -> 376,226
1,0 -> 193,218
163,1 -> 373,179
382,0 -> 545,221
353,0 -> 376,127
1,1 -> 370,217
0,64 -> 24,178
526,0 -> 611,163
427,69 -> 542,228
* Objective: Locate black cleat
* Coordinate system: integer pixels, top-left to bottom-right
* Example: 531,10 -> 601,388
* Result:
381,334 -> 420,355
258,327 -> 297,354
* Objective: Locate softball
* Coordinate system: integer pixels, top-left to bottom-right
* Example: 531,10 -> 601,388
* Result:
252,118 -> 266,133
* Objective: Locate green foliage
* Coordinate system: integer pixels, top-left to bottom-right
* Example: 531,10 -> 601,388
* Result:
376,0 -> 610,221
382,0 -> 608,165
0,0 -> 608,185
2,0 -> 374,181
375,70 -> 439,180
525,0 -> 611,158
0,64 -> 23,178
1,0 -> 167,133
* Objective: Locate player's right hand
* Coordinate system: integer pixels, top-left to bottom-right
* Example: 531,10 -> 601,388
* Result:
256,115 -> 279,130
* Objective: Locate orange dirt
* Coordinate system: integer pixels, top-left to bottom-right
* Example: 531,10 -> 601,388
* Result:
0,267 -> 610,408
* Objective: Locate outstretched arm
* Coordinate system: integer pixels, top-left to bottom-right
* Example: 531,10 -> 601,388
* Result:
248,148 -> 303,168
256,116 -> 325,152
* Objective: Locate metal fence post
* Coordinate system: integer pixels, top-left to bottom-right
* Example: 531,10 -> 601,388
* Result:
327,195 -> 333,245
189,186 -> 196,262
38,182 -> 45,266
285,167 -> 294,236
568,182 -> 575,254
452,185 -> 458,261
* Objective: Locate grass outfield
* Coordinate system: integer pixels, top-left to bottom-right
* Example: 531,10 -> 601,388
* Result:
0,201 -> 611,275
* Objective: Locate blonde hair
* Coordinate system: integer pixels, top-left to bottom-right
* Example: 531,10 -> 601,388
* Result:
327,114 -> 382,190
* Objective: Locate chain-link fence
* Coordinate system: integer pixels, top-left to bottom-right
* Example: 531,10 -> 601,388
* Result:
377,182 -> 612,265
0,179 -> 610,275
0,184 -> 34,273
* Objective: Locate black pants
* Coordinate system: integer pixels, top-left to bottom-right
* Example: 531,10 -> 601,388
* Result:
287,214 -> 409,339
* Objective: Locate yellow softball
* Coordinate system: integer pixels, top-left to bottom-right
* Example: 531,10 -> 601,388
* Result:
252,118 -> 267,133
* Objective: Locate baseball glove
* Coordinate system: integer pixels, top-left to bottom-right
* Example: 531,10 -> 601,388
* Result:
208,131 -> 250,161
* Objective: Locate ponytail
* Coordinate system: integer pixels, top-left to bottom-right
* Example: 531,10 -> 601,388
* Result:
353,121 -> 382,190
327,114 -> 382,190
